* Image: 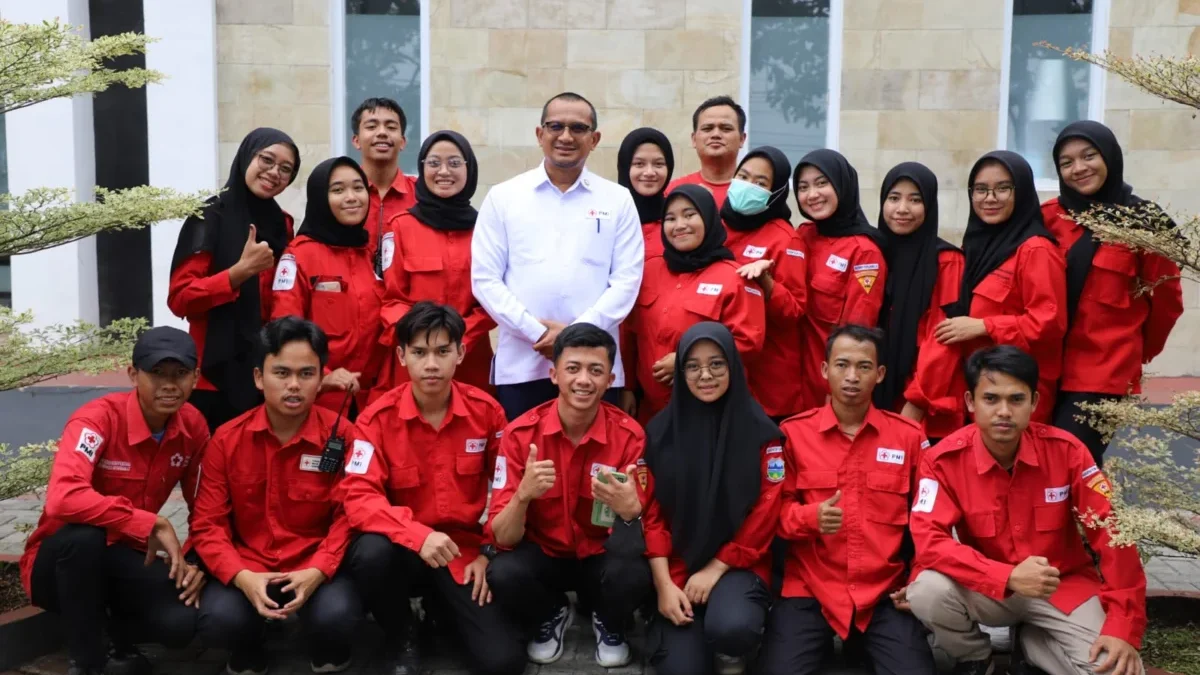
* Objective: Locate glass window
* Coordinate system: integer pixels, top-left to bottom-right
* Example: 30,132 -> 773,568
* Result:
343,0 -> 422,176
748,0 -> 833,168
1006,0 -> 1098,181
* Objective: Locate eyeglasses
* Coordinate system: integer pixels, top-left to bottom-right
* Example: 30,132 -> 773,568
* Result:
683,360 -> 729,381
970,184 -> 1014,201
542,121 -> 593,136
256,153 -> 295,178
422,157 -> 466,170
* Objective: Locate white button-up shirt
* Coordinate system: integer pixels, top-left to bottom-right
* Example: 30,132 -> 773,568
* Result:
471,162 -> 644,386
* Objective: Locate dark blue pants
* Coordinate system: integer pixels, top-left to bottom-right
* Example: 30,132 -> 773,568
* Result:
494,379 -> 621,421
648,569 -> 771,675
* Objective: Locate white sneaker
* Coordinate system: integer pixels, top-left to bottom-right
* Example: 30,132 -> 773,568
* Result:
592,612 -> 632,667
527,602 -> 574,664
980,624 -> 1012,653
715,653 -> 747,675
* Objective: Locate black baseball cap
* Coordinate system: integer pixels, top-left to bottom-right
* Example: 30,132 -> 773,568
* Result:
132,326 -> 198,371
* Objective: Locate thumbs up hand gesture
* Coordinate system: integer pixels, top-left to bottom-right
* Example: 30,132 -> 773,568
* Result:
516,444 -> 556,503
818,490 -> 844,535
238,224 -> 276,275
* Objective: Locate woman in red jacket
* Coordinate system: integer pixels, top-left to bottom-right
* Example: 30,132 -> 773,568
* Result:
271,156 -> 385,416
625,184 -> 766,423
642,322 -> 784,675
618,127 -> 674,260
169,127 -> 300,431
1045,121 -> 1183,464
934,150 -> 1066,424
874,162 -> 966,442
377,130 -> 494,397
722,146 -> 808,420
793,149 -> 887,412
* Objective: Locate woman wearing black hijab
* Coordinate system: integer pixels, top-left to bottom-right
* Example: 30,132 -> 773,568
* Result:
720,146 -> 809,419
617,127 -> 674,259
624,185 -> 766,423
271,156 -> 385,416
1044,121 -> 1183,464
874,162 -> 966,442
934,150 -> 1066,423
377,130 -> 495,397
169,127 -> 300,431
641,322 -> 783,675
793,149 -> 887,412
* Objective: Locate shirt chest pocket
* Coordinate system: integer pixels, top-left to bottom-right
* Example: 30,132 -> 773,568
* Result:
971,273 -> 1013,313
1033,503 -> 1070,532
1083,247 -> 1136,309
965,510 -> 999,539
283,477 -> 335,534
311,277 -> 352,337
864,471 -> 910,526
95,470 -> 149,504
795,470 -> 839,504
385,465 -> 422,504
402,256 -> 446,302
808,274 -> 845,325
682,290 -> 722,322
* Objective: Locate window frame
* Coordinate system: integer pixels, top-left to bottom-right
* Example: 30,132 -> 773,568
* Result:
328,0 -> 431,157
740,0 -> 844,152
997,0 -> 1110,190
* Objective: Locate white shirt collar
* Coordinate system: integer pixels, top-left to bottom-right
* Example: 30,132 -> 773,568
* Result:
534,160 -> 594,195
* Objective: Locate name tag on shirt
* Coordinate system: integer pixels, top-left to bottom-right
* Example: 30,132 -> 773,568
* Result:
745,286 -> 762,297
826,254 -> 849,272
786,248 -> 805,258
585,208 -> 612,220
99,458 -> 131,472
314,281 -> 342,292
697,283 -> 723,296
743,245 -> 767,259
1045,486 -> 1070,503
465,438 -> 486,454
876,448 -> 905,465
299,454 -> 323,472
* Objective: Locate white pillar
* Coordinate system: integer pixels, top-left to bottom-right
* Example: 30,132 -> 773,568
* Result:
4,0 -> 98,328
145,0 -> 218,328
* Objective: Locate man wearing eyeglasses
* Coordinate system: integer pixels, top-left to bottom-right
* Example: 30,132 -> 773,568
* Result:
471,91 -> 644,421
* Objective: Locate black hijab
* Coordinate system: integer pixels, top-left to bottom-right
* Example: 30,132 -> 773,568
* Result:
874,162 -> 960,411
170,127 -> 300,412
661,184 -> 736,274
618,128 -> 675,225
644,322 -> 783,573
951,150 -> 1054,318
1053,121 -> 1141,324
407,130 -> 479,231
721,145 -> 793,232
793,149 -> 885,248
299,157 -> 369,247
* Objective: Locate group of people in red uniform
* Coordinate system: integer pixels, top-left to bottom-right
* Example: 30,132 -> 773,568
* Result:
19,91 -> 1171,675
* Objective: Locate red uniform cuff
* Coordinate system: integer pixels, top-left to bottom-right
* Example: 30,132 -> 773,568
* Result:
1101,614 -> 1145,650
122,509 -> 160,545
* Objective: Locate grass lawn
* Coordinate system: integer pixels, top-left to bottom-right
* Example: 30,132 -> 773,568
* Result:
1143,597 -> 1200,674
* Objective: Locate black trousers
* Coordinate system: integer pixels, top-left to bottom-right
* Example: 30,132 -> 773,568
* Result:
343,534 -> 526,675
196,571 -> 362,660
29,524 -> 197,668
758,597 -> 935,675
648,569 -> 770,675
1053,392 -> 1119,467
494,379 -> 621,422
485,540 -> 652,632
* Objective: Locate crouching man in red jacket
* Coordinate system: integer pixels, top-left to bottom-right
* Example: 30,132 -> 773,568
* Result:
190,317 -> 363,675
340,302 -> 526,675
21,327 -> 209,675
908,345 -> 1146,675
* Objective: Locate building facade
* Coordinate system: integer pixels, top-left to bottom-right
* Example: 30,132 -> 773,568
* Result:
4,0 -> 1200,375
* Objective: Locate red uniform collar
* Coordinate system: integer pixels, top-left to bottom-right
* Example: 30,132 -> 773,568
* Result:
245,403 -> 327,448
396,381 -> 471,424
972,425 -> 1039,474
370,168 -> 411,197
123,389 -> 192,446
814,402 -> 886,435
539,399 -> 610,446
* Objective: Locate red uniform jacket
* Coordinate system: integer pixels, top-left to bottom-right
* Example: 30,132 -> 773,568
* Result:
1042,198 -> 1184,395
189,405 -> 354,585
798,227 -> 888,412
910,423 -> 1147,647
625,257 -> 766,422
486,401 -> 646,559
20,392 -> 209,595
270,236 -> 387,411
642,442 -> 785,588
377,212 -> 496,395
365,170 -> 417,265
666,173 -> 731,210
727,221 -> 809,417
342,382 -> 507,583
641,221 -> 664,260
167,216 -> 294,392
900,249 -> 968,439
778,405 -> 927,638
964,237 -> 1066,423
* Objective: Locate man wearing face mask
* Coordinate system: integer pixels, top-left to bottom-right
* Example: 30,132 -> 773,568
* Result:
721,147 -> 809,420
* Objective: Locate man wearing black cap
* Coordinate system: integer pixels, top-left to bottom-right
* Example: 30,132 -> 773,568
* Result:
19,326 -> 211,675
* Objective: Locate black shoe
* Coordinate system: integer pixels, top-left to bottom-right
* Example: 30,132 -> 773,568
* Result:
385,624 -> 422,675
226,646 -> 268,675
105,644 -> 152,675
952,658 -> 995,675
67,663 -> 104,675
310,645 -> 352,673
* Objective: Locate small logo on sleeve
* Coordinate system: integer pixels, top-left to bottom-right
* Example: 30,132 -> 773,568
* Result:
766,457 -> 786,483
346,440 -> 375,475
913,478 -> 939,513
75,428 -> 104,462
272,254 -> 296,291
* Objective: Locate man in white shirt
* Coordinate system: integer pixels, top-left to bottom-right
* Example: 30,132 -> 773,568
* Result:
471,91 -> 644,420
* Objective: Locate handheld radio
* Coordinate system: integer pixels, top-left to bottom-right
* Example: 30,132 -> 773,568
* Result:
318,387 -> 355,473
